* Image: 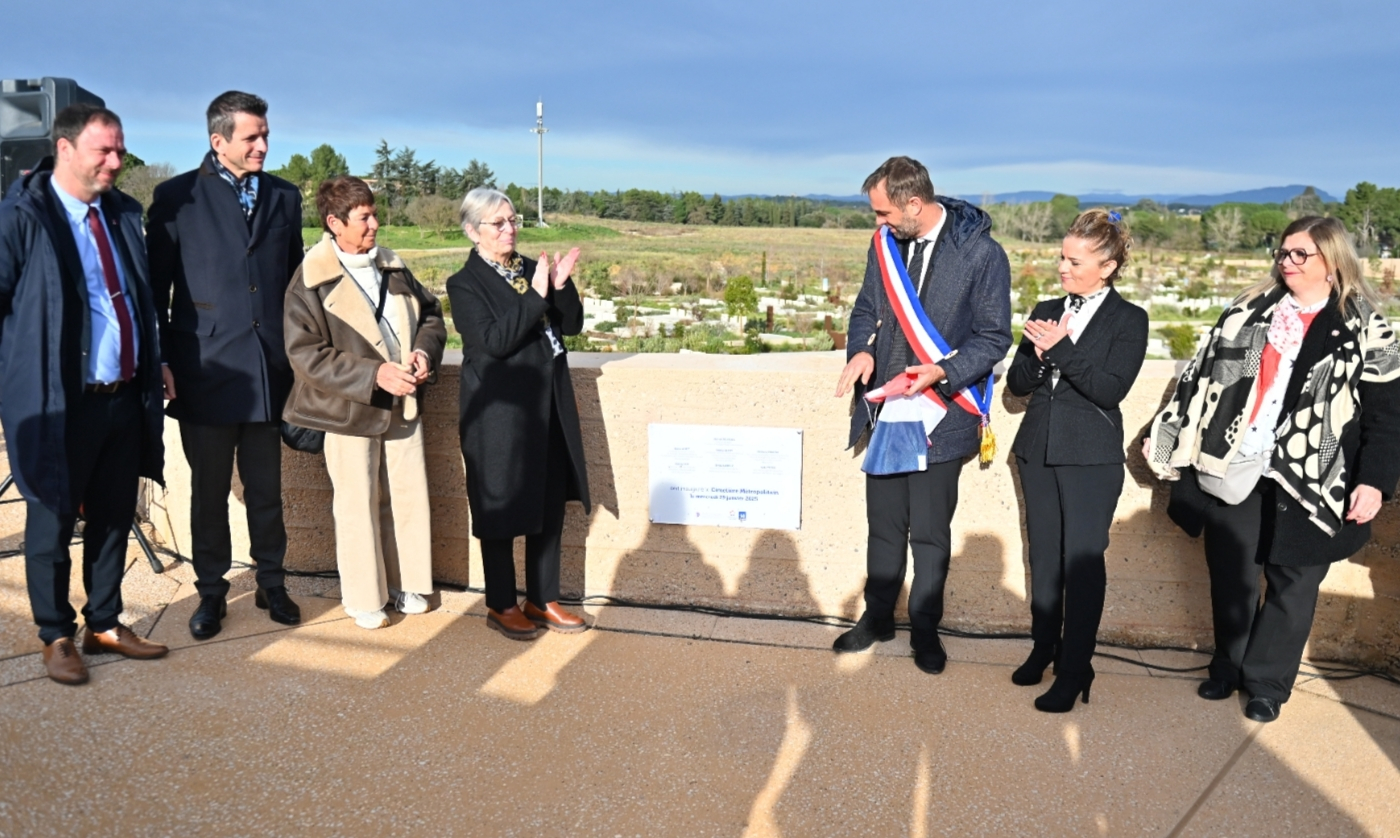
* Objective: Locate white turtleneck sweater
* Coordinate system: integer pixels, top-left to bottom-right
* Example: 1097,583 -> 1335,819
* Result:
334,242 -> 404,363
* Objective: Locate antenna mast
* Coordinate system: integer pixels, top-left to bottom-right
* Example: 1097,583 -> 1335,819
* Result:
530,99 -> 548,227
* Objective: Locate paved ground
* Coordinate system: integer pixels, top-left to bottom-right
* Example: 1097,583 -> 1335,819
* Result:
2,524 -> 1399,836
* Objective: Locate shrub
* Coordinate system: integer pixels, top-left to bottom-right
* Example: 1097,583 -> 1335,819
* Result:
724,276 -> 758,318
1159,324 -> 1199,359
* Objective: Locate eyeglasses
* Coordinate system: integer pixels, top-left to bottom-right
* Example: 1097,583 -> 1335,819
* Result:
1272,248 -> 1320,266
478,215 -> 521,233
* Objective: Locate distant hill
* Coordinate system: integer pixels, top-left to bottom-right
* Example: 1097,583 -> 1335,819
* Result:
725,185 -> 1338,208
951,185 -> 1337,208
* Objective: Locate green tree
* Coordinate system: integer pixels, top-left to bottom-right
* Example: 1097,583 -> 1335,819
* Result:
724,276 -> 758,318
461,159 -> 497,193
1049,194 -> 1080,236
272,143 -> 349,196
1337,182 -> 1400,255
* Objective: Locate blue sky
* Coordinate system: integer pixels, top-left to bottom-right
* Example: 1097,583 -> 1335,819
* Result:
3,0 -> 1396,197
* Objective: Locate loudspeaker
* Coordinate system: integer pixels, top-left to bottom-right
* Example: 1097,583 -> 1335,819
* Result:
1,78 -> 104,195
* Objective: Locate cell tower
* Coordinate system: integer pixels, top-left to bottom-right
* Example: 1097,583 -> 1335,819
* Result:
530,99 -> 548,227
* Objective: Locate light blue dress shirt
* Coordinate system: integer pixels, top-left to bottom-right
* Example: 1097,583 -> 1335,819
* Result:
49,181 -> 140,384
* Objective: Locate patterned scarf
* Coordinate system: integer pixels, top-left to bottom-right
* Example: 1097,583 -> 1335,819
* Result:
1267,294 -> 1309,358
478,250 -> 563,355
208,152 -> 258,221
1148,286 -> 1400,535
480,250 -> 526,290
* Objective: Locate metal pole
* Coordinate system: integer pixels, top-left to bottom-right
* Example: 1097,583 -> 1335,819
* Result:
531,99 -> 549,227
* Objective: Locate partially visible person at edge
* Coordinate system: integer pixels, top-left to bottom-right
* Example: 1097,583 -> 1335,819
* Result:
833,156 -> 1012,675
1005,209 -> 1148,713
1144,216 -> 1400,723
0,104 -> 169,685
147,91 -> 306,640
283,176 -> 446,629
446,188 -> 590,640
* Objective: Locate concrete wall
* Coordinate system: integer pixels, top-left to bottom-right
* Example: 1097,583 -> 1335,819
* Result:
146,352 -> 1400,671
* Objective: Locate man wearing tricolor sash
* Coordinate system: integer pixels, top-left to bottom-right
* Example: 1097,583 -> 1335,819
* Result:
833,157 -> 1011,674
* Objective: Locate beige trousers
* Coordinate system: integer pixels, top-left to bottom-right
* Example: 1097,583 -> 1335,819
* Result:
323,404 -> 433,612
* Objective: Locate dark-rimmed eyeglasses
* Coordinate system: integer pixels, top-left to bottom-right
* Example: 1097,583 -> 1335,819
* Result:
1272,248 -> 1320,266
478,215 -> 521,233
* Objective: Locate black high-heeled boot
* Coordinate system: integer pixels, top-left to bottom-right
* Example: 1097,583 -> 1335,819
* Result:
1011,642 -> 1058,686
1034,667 -> 1094,713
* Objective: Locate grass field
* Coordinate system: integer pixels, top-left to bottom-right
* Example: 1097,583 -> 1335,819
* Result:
300,220 -> 621,251
297,214 -> 1398,357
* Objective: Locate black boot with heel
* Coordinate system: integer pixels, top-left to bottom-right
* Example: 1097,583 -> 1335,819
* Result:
1034,666 -> 1094,713
1011,642 -> 1059,686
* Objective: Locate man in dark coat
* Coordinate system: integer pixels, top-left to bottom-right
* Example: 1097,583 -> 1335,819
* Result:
147,91 -> 305,639
0,104 -> 170,685
833,156 -> 1012,674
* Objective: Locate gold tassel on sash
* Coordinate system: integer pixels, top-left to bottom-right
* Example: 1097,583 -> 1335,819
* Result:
979,419 -> 997,464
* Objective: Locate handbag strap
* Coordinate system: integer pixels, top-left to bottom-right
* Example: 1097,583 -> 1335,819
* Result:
374,271 -> 390,323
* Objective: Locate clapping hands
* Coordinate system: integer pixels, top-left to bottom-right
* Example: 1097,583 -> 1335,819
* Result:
1024,313 -> 1072,359
529,247 -> 583,297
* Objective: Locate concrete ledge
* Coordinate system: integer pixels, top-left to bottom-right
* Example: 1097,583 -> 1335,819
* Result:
146,354 -> 1400,672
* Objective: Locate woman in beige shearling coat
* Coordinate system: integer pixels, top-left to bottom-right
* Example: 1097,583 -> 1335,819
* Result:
284,175 -> 446,629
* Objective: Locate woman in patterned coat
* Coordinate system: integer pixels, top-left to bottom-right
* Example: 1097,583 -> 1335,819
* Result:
1144,216 -> 1400,723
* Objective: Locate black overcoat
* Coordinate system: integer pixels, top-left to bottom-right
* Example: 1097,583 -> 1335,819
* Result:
1006,288 -> 1149,465
0,165 -> 165,514
147,153 -> 304,425
446,250 -> 590,539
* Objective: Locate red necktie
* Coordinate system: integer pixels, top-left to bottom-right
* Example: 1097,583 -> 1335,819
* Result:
86,207 -> 135,382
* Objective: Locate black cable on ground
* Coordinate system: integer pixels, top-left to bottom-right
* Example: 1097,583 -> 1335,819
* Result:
151,561 -> 1399,688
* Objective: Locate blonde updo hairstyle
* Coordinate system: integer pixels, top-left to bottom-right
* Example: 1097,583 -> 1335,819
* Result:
1066,208 -> 1132,284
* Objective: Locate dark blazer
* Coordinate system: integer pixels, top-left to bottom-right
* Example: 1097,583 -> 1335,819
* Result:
1166,299 -> 1400,565
845,198 -> 1013,459
0,164 -> 165,514
147,152 -> 304,425
1007,288 -> 1149,465
446,250 -> 591,539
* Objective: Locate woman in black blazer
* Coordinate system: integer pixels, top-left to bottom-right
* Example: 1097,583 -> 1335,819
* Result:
1005,209 -> 1148,712
445,188 -> 592,641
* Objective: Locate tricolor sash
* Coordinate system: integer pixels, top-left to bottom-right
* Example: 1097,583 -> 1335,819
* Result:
861,225 -> 994,475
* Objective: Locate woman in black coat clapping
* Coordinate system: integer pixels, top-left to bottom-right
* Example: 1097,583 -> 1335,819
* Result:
1005,209 -> 1148,712
445,188 -> 591,641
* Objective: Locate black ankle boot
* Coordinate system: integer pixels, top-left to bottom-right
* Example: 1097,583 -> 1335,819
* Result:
1034,667 -> 1094,713
1011,642 -> 1058,686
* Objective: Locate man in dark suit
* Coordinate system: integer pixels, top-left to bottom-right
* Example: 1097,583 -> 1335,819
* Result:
148,91 -> 305,639
833,157 -> 1012,674
0,104 -> 170,684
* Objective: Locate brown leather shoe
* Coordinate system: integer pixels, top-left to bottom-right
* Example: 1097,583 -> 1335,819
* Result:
82,625 -> 169,660
522,601 -> 588,634
42,638 -> 89,686
486,606 -> 543,641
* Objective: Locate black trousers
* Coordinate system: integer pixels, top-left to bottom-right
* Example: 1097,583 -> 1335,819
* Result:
179,420 -> 287,597
25,387 -> 142,644
864,458 -> 963,651
1201,483 -> 1330,702
1016,452 -> 1123,677
480,407 -> 569,612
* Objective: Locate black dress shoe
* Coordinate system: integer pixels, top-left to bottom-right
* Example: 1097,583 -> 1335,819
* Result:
913,644 -> 947,675
255,586 -> 302,625
833,613 -> 895,653
189,595 -> 227,640
1245,696 -> 1281,723
1012,642 -> 1058,686
1197,679 -> 1236,701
